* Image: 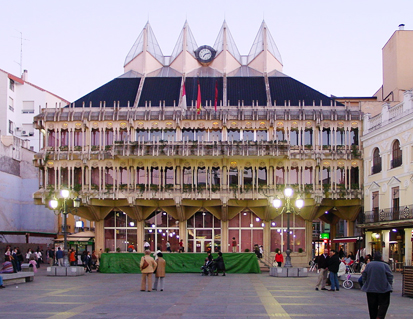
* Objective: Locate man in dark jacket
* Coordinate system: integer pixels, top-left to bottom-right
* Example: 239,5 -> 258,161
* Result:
362,252 -> 393,319
315,252 -> 329,290
327,250 -> 341,291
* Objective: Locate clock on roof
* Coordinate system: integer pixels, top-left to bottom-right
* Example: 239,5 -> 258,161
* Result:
195,45 -> 216,64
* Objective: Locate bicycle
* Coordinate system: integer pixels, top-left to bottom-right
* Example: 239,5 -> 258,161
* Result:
342,273 -> 354,289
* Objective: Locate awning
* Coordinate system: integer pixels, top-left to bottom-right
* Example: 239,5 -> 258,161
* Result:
332,236 -> 363,243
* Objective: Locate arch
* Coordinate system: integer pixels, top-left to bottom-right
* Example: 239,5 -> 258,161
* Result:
372,147 -> 382,174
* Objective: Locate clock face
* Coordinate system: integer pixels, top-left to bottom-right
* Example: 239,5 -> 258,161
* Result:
195,45 -> 216,63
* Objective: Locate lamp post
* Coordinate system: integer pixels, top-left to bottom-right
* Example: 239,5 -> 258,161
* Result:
49,189 -> 80,267
272,187 -> 304,268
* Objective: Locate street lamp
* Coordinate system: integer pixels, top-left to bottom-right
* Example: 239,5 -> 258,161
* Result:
272,187 -> 304,268
49,189 -> 81,267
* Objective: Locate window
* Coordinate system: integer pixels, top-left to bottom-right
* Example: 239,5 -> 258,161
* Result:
256,130 -> 267,142
290,129 -> 299,146
164,129 -> 176,141
243,130 -> 254,141
22,101 -> 34,114
195,129 -> 206,142
183,167 -> 192,185
304,167 -> 313,184
275,167 -> 284,184
391,140 -> 402,168
372,148 -> 381,174
105,168 -> 114,185
197,167 -> 206,185
227,129 -> 240,142
150,167 -> 159,185
182,129 -> 194,141
165,167 -> 174,185
229,168 -> 238,185
304,128 -> 312,146
257,167 -> 267,185
211,167 -> 220,185
350,128 -> 359,146
91,168 -> 99,186
322,168 -> 330,185
136,129 -> 148,142
290,167 -> 299,184
336,128 -> 345,146
61,130 -> 68,146
8,120 -> 14,134
105,129 -> 114,145
9,79 -> 14,91
244,167 -> 253,185
91,129 -> 100,146
336,168 -> 345,185
150,129 -> 161,142
322,128 -> 331,146
119,129 -> 128,142
276,128 -> 285,141
210,130 -> 221,142
74,130 -> 83,146
74,168 -> 82,185
8,97 -> 14,112
136,167 -> 146,185
392,187 -> 399,216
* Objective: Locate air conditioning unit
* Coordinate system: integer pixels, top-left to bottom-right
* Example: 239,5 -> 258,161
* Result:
28,132 -> 34,136
21,130 -> 28,136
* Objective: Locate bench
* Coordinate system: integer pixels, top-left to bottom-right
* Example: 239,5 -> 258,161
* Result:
1,272 -> 35,286
21,263 -> 33,272
339,273 -> 361,289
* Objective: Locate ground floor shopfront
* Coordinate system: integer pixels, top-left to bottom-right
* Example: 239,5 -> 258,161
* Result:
101,209 -> 311,265
363,227 -> 413,268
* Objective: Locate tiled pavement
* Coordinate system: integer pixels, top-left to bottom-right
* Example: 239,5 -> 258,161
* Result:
0,268 -> 412,318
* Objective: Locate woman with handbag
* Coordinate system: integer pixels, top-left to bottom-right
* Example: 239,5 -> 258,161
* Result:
140,250 -> 157,292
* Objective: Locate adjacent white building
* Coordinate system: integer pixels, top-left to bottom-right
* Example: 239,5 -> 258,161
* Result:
0,69 -> 69,152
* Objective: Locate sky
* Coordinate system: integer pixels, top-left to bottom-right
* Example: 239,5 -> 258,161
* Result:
1,0 -> 412,103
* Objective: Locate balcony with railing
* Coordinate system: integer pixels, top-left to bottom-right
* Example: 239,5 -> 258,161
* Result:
360,205 -> 413,224
371,163 -> 382,175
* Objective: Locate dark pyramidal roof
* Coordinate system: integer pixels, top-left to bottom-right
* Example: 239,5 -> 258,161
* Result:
71,72 -> 340,108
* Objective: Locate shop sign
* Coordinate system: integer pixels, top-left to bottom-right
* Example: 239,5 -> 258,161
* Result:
320,233 -> 330,239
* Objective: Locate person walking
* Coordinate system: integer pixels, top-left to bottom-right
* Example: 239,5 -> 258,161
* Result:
140,250 -> 157,292
275,250 -> 284,267
327,250 -> 341,291
214,252 -> 226,276
166,241 -> 172,253
48,247 -> 55,266
69,249 -> 77,266
315,251 -> 330,291
179,239 -> 184,253
153,252 -> 166,291
231,237 -> 237,253
56,247 -> 64,266
362,251 -> 393,319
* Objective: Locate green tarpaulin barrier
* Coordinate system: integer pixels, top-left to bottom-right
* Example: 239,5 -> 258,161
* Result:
99,252 -> 261,274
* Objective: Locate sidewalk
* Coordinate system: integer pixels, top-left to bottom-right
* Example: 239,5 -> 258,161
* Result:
0,268 -> 411,318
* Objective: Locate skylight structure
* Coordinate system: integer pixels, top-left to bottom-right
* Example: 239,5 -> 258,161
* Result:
124,22 -> 164,67
213,21 -> 241,63
170,21 -> 198,64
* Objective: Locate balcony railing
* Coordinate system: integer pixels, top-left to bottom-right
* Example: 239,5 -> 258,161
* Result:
360,205 -> 413,224
371,163 -> 382,175
391,157 -> 402,169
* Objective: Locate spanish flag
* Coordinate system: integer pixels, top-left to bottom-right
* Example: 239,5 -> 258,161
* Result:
196,82 -> 202,114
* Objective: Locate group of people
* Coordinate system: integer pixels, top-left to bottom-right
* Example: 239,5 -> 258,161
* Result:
201,251 -> 226,276
139,249 -> 167,292
314,249 -> 393,319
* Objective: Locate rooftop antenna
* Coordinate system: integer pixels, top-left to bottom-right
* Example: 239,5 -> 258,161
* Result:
13,31 -> 29,76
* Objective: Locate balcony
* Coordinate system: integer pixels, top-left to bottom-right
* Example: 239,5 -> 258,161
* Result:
371,163 -> 382,175
360,205 -> 413,224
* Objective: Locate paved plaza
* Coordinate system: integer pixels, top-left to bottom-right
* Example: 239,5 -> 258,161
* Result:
0,268 -> 412,318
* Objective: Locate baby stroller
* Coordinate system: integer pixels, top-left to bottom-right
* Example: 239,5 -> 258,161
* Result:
201,260 -> 216,276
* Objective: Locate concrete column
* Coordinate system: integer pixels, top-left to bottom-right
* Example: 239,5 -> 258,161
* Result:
365,231 -> 373,255
137,220 -> 145,253
346,220 -> 355,253
305,220 -> 313,261
95,220 -> 105,252
262,221 -> 270,258
405,228 -> 413,266
179,220 -> 187,250
221,220 -> 229,253
382,230 -> 390,262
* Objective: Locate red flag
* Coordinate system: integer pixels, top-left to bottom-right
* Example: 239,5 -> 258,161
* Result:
214,81 -> 218,112
196,82 -> 202,114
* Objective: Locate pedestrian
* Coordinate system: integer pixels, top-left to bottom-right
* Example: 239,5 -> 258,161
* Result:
26,248 -> 32,262
56,247 -> 64,266
315,251 -> 330,291
259,246 -> 264,259
140,250 -> 157,292
214,252 -> 226,276
16,248 -> 23,269
85,251 -> 92,273
166,241 -> 172,253
153,252 -> 166,291
362,251 -> 393,319
48,247 -> 55,266
69,249 -> 77,266
327,250 -> 341,291
34,249 -> 42,268
231,237 -> 237,253
275,250 -> 284,267
179,239 -> 184,253
0,256 -> 14,273
144,240 -> 150,251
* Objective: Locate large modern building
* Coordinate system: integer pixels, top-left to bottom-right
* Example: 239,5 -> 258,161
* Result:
360,25 -> 413,269
33,21 -> 363,265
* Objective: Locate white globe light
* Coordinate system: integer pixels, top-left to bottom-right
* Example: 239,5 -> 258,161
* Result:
273,198 -> 282,208
295,199 -> 304,209
61,189 -> 70,199
284,187 -> 293,198
50,199 -> 59,209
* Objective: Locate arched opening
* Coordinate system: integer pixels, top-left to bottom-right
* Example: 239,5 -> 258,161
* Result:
372,148 -> 382,174
391,140 -> 402,168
